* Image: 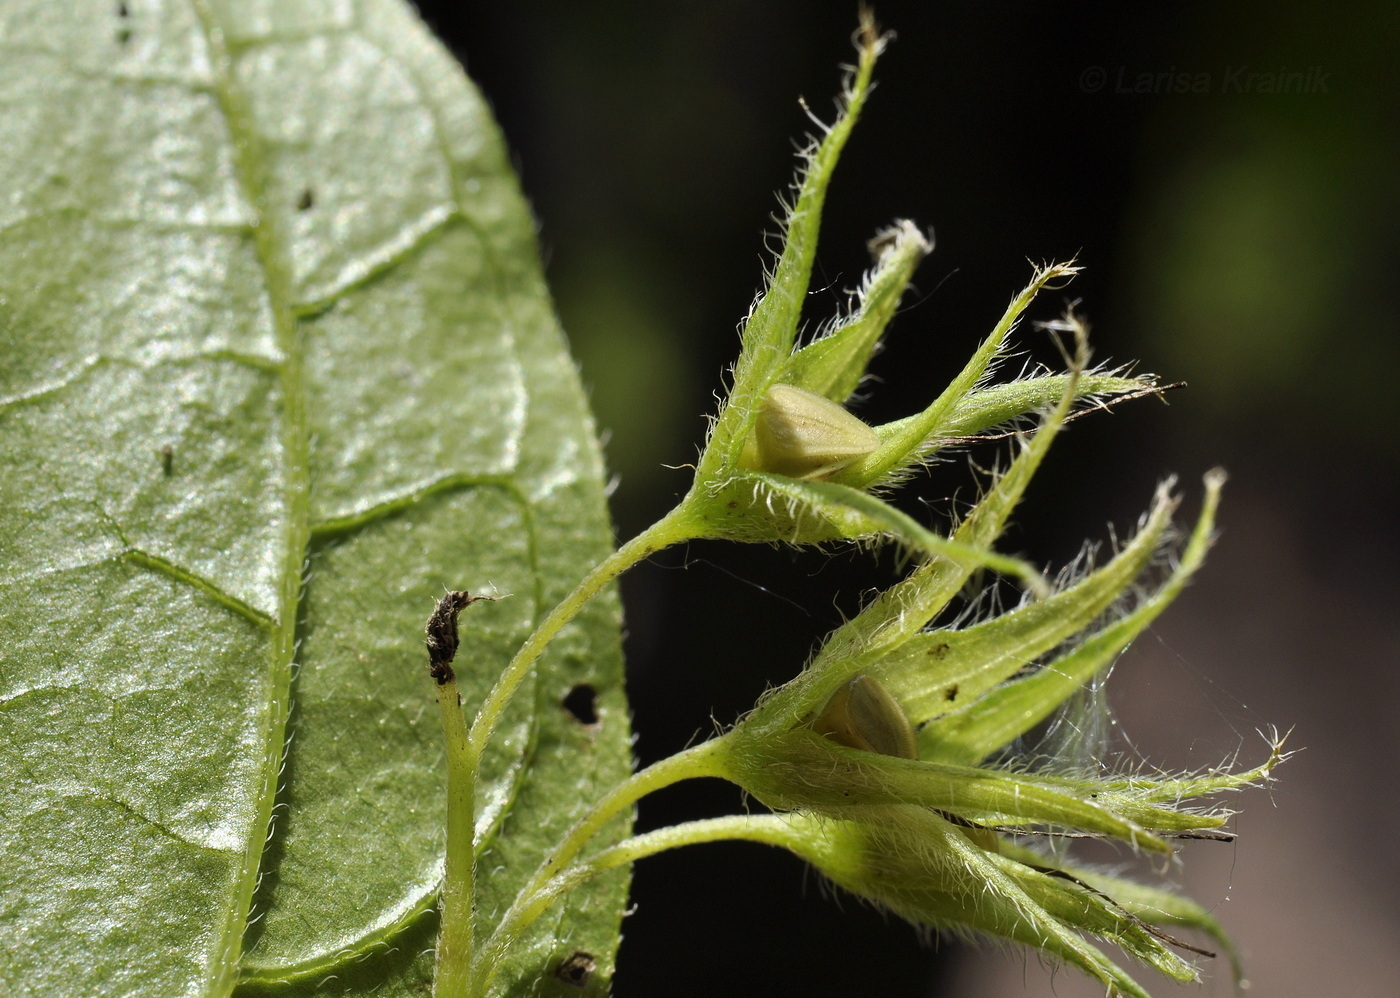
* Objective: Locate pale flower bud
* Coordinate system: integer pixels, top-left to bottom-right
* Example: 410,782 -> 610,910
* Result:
738,384 -> 880,480
811,674 -> 917,759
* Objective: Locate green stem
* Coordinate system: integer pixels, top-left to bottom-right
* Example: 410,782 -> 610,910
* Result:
589,813 -> 800,868
754,473 -> 1051,597
433,676 -> 476,998
531,739 -> 727,897
471,739 -> 730,991
476,812 -> 795,996
466,503 -> 698,760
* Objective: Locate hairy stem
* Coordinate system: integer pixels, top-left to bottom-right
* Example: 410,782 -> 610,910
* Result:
467,503 -> 699,759
433,675 -> 476,998
528,813 -> 800,925
471,739 -> 730,990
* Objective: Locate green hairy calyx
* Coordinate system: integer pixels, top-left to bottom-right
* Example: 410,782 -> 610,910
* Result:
427,10 -> 1286,997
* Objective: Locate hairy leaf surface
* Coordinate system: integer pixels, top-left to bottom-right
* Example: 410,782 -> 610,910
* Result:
0,2 -> 631,995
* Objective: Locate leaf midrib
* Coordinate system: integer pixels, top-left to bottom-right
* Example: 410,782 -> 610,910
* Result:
189,2 -> 311,992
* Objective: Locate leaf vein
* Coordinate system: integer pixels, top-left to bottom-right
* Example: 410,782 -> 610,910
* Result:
0,353 -> 286,417
291,202 -> 458,316
190,0 -> 316,989
309,474 -> 524,539
43,790 -> 240,855
120,549 -> 275,629
237,894 -> 438,985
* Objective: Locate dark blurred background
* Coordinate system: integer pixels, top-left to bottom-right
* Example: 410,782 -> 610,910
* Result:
423,2 -> 1399,994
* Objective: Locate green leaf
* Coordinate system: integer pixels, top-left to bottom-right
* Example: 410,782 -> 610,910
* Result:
695,19 -> 884,482
937,372 -> 1163,440
926,472 -> 1223,765
863,371 -> 1161,450
718,731 -> 1172,853
0,2 -> 630,996
750,472 -> 1048,593
837,261 -> 1079,486
875,481 -> 1175,725
787,807 -> 1163,998
784,219 -> 931,403
994,838 -> 1243,982
812,362 -> 1076,669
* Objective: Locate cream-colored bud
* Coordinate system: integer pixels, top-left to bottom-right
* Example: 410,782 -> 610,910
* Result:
743,384 -> 880,480
812,674 -> 918,760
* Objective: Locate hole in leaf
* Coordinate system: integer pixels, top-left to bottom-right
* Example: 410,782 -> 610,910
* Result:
554,950 -> 595,988
562,684 -> 598,726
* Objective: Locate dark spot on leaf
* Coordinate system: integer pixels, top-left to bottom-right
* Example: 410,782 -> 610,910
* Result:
562,683 -> 598,726
160,444 -> 173,477
554,950 -> 595,988
296,187 -> 315,211
944,684 -> 958,701
116,2 -> 131,44
927,642 -> 950,659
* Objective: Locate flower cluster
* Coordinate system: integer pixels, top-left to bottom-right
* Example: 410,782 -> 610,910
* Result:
638,13 -> 1281,993
704,467 -> 1283,996
653,18 -> 1161,601
437,12 -> 1285,998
